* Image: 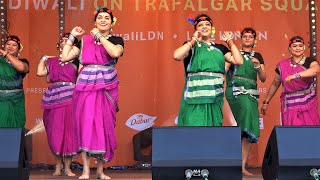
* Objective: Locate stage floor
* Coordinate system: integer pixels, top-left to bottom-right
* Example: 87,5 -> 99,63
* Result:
29,168 -> 263,180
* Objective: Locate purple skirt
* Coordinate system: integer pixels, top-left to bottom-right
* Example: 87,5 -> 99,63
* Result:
43,104 -> 77,157
73,87 -> 118,162
281,98 -> 320,126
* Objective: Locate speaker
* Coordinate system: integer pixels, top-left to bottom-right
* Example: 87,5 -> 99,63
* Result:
0,128 -> 30,180
262,126 -> 320,180
152,126 -> 242,180
133,127 -> 152,162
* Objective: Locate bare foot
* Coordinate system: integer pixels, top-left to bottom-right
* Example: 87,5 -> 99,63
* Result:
53,164 -> 62,176
96,172 -> 111,179
65,169 -> 76,177
79,170 -> 90,179
242,168 -> 253,176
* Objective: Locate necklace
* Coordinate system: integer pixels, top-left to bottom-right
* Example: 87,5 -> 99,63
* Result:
197,41 -> 216,51
58,54 -> 72,66
240,50 -> 255,61
290,56 -> 306,67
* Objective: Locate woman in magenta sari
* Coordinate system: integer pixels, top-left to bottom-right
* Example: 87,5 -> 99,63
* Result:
261,36 -> 320,126
36,33 -> 78,176
61,7 -> 124,180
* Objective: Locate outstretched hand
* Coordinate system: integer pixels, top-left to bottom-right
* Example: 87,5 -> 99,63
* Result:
221,31 -> 233,42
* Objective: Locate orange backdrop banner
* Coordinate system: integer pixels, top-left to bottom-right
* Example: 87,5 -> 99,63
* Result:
5,0 -> 319,167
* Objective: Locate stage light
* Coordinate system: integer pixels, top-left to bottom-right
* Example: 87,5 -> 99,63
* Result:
309,0 -> 317,58
0,0 -> 6,48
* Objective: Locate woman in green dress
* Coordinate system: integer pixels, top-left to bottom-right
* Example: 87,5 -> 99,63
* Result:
173,14 -> 243,127
0,35 -> 29,128
225,28 -> 266,176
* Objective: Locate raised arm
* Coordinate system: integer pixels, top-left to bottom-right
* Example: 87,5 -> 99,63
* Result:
91,28 -> 124,58
222,32 -> 243,66
61,27 -> 83,62
251,57 -> 267,82
0,49 -> 29,73
173,34 -> 197,61
285,61 -> 320,82
36,55 -> 48,76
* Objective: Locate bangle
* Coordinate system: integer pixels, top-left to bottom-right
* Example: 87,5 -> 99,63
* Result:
68,34 -> 75,44
40,55 -> 48,62
95,32 -> 103,41
294,72 -> 301,79
228,55 -> 234,63
3,51 -> 9,58
254,65 -> 261,70
192,36 -> 198,43
186,42 -> 193,49
226,38 -> 233,43
70,33 -> 76,38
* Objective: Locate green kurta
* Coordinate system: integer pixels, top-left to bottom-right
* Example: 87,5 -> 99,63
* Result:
178,42 -> 225,127
0,57 -> 26,128
225,51 -> 260,143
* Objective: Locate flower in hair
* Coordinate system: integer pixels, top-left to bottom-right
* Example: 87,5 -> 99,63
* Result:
7,37 -> 20,43
187,14 -> 195,26
93,6 -> 103,15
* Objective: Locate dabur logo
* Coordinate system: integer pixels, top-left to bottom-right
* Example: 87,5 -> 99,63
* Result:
125,113 -> 156,131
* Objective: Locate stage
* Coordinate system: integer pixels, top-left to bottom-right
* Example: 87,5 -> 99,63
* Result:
29,168 -> 263,180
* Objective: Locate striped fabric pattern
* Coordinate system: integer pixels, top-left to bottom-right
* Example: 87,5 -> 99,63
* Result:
232,86 -> 259,100
76,65 -> 118,91
285,84 -> 317,108
185,75 -> 224,104
42,84 -> 75,108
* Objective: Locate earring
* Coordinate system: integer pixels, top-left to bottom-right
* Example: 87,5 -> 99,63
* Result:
110,28 -> 113,33
253,40 -> 257,47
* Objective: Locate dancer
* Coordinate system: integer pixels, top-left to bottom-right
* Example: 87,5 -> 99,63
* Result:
173,14 -> 243,127
61,7 -> 124,179
36,33 -> 79,176
0,35 -> 29,128
261,36 -> 320,126
225,28 -> 266,176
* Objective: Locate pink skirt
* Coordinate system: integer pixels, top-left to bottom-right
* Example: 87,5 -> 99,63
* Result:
43,104 -> 77,156
281,98 -> 320,126
73,87 -> 118,162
